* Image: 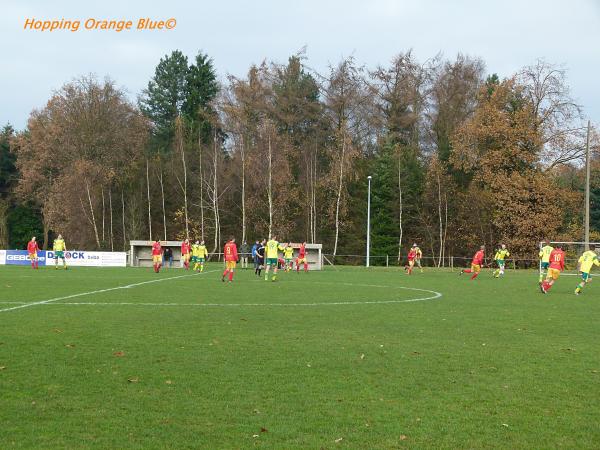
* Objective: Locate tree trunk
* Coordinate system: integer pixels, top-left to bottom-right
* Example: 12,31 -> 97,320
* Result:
199,132 -> 205,241
0,201 -> 8,249
85,179 -> 101,249
121,187 -> 127,249
101,188 -> 105,245
43,216 -> 50,250
212,131 -> 220,254
333,135 -> 345,256
146,158 -> 152,241
109,187 -> 114,251
312,148 -> 317,243
158,160 -> 167,241
179,120 -> 190,240
241,134 -> 246,243
443,193 -> 448,267
437,170 -> 443,268
267,130 -> 273,237
306,156 -> 311,242
397,150 -> 403,262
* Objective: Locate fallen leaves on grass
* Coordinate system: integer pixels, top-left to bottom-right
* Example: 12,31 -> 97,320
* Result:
127,377 -> 139,383
260,427 -> 268,433
400,434 -> 408,440
360,353 -> 365,360
0,366 -> 6,370
411,351 -> 420,356
334,437 -> 343,443
65,344 -> 75,348
502,423 -> 509,427
165,380 -> 172,385
252,434 -> 259,438
253,409 -> 261,414
306,363 -> 311,367
113,351 -> 125,357
52,329 -> 63,333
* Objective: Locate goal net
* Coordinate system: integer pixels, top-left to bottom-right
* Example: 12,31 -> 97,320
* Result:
541,241 -> 600,276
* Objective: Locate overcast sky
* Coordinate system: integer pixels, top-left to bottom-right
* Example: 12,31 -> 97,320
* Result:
2,0 -> 599,130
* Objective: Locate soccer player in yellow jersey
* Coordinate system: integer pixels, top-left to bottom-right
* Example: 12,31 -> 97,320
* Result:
192,240 -> 208,272
575,245 -> 600,295
539,240 -> 554,283
493,244 -> 510,278
264,235 -> 284,281
283,243 -> 294,272
53,234 -> 67,269
414,245 -> 423,273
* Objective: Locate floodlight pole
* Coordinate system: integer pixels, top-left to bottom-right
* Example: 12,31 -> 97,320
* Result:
366,176 -> 372,267
584,120 -> 591,250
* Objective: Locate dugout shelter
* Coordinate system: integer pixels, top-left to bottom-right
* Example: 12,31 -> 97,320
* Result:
129,240 -> 323,270
129,240 -> 183,268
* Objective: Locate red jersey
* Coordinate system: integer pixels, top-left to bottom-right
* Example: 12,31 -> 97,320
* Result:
548,248 -> 565,271
181,242 -> 191,255
472,250 -> 484,266
298,244 -> 306,258
408,249 -> 417,261
27,240 -> 39,254
151,242 -> 162,256
224,241 -> 238,262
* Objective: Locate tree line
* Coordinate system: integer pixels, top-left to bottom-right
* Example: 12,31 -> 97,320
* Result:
1,49 -> 599,263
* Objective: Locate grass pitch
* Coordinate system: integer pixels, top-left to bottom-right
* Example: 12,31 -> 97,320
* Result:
1,264 -> 599,449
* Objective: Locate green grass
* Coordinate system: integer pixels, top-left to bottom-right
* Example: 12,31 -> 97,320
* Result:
1,264 -> 599,449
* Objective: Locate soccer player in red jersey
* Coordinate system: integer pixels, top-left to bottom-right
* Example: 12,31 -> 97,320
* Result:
222,237 -> 238,282
540,245 -> 565,294
27,236 -> 40,269
406,246 -> 417,275
461,245 -> 485,280
296,242 -> 309,273
181,239 -> 191,270
151,239 -> 162,273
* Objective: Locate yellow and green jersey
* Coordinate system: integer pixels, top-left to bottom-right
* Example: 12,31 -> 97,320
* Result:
265,240 -> 283,259
53,239 -> 66,251
284,247 -> 294,259
494,249 -> 510,260
192,244 -> 208,258
414,247 -> 422,258
578,250 -> 600,274
539,245 -> 554,263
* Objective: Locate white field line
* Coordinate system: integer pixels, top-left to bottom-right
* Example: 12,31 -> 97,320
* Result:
0,270 -> 218,313
6,282 -> 442,308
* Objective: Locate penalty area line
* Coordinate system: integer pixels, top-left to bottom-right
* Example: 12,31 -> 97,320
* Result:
0,270 -> 218,314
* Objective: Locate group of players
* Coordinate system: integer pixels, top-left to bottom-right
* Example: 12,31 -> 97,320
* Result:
25,233 -> 600,295
149,235 -> 309,282
26,234 -> 69,269
457,240 -> 600,295
537,241 -> 599,295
